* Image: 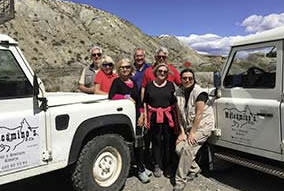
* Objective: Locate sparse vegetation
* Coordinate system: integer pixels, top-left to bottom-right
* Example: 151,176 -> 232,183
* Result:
0,0 -> 222,92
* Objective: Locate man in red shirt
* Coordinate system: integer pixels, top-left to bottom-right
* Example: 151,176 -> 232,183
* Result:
141,47 -> 181,100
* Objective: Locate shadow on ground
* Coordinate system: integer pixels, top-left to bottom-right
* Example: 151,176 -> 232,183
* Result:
202,165 -> 284,191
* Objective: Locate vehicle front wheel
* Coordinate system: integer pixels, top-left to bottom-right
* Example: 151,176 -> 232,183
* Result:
72,134 -> 131,191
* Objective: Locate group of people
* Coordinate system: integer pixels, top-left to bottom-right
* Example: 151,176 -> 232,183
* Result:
78,46 -> 215,191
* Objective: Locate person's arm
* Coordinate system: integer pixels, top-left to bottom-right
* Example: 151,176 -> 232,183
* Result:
94,84 -> 107,95
141,69 -> 149,101
140,87 -> 145,102
79,84 -> 94,94
142,85 -> 149,127
188,100 -> 205,144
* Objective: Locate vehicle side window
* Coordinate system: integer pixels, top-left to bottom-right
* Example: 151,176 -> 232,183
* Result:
0,50 -> 33,99
224,46 -> 276,89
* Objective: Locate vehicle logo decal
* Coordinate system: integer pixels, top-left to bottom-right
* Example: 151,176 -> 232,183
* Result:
0,118 -> 39,152
224,105 -> 257,144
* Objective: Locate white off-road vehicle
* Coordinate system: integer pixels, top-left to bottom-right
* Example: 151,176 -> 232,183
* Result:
0,34 -> 137,191
210,26 -> 284,178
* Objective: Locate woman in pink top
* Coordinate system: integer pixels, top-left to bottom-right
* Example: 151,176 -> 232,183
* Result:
94,55 -> 117,94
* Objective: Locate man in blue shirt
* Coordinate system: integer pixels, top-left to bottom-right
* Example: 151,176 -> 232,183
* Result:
131,47 -> 152,182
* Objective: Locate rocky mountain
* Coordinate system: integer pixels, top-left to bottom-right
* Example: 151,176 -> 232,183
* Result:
156,35 -> 207,69
0,0 -> 209,91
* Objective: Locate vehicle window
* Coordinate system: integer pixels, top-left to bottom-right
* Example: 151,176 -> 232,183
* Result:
224,46 -> 276,89
0,50 -> 33,99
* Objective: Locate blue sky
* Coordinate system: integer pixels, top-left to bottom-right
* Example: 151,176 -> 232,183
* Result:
64,0 -> 284,55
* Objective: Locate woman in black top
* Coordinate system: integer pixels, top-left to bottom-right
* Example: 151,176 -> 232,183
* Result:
108,58 -> 152,183
143,63 -> 177,178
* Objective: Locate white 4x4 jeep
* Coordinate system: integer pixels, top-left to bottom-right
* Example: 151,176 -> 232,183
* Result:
0,34 -> 137,191
210,26 -> 284,178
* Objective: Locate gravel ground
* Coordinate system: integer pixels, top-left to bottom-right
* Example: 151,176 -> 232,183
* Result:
1,164 -> 284,191
0,163 -> 284,191
123,164 -> 284,191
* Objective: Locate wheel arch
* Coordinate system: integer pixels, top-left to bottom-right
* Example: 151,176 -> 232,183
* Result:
68,114 -> 135,165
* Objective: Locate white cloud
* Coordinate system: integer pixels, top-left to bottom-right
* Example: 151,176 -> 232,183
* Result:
241,13 -> 284,33
177,34 -> 240,56
177,13 -> 284,56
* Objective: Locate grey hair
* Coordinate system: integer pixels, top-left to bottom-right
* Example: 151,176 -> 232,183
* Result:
90,46 -> 103,54
155,46 -> 168,56
133,47 -> 145,57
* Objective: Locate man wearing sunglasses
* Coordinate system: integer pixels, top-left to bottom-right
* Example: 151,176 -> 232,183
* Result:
78,46 -> 102,94
141,47 -> 181,100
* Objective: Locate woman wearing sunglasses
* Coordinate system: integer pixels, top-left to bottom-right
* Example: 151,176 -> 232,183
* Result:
108,58 -> 152,183
173,68 -> 215,191
94,55 -> 117,94
143,63 -> 178,178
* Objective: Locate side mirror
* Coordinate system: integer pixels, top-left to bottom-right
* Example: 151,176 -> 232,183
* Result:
33,74 -> 47,111
33,74 -> 40,98
213,71 -> 221,88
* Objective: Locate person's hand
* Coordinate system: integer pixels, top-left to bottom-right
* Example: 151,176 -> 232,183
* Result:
137,114 -> 144,127
129,97 -> 136,104
176,133 -> 187,145
187,131 -> 197,145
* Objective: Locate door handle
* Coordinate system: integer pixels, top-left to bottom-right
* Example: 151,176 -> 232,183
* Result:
256,113 -> 273,117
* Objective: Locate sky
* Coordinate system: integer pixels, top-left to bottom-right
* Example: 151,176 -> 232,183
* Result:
64,0 -> 284,55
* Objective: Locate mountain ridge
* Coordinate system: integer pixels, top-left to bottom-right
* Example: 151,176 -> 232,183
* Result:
0,0 -> 208,91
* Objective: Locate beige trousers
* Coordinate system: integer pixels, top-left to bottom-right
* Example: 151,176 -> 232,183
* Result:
175,129 -> 211,185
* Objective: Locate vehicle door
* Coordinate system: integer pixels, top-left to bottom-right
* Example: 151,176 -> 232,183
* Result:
215,40 -> 282,159
0,45 -> 47,175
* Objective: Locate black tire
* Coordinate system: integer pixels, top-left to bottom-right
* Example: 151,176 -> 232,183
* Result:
71,134 -> 131,191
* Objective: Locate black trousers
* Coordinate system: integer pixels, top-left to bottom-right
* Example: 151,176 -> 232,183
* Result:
135,126 -> 146,172
151,123 -> 175,169
135,146 -> 146,172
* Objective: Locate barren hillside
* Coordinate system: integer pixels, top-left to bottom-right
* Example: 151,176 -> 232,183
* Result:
0,0 -> 209,91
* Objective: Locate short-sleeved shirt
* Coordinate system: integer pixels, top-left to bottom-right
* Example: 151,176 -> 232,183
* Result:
144,81 -> 177,108
144,81 -> 177,122
94,70 -> 117,93
141,64 -> 181,88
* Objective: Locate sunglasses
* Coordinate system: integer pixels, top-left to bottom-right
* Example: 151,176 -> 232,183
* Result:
158,69 -> 168,74
182,76 -> 194,81
119,65 -> 131,70
102,63 -> 113,68
157,55 -> 167,59
157,55 -> 168,60
92,53 -> 102,57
